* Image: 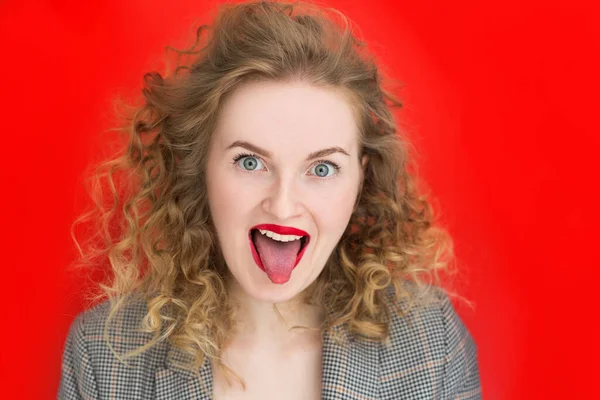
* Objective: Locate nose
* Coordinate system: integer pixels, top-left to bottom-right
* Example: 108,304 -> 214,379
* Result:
261,174 -> 302,221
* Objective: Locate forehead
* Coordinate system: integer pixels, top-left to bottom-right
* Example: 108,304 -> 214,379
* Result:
213,80 -> 360,154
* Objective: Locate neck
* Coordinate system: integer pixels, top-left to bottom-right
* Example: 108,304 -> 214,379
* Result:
225,279 -> 324,349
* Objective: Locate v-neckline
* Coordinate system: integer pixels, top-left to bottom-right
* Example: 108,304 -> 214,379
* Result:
155,324 -> 380,399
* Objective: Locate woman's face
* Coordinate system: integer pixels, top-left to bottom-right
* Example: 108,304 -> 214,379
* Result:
206,80 -> 364,303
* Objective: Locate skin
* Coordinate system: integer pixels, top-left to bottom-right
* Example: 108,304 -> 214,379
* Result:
205,79 -> 365,397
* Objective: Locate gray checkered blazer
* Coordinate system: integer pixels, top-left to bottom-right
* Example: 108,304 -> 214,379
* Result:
58,286 -> 481,399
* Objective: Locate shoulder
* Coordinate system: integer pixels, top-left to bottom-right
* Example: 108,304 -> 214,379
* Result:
59,296 -> 170,399
68,296 -> 160,356
379,284 -> 481,399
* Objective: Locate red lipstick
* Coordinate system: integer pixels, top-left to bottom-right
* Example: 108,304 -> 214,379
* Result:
251,224 -> 309,237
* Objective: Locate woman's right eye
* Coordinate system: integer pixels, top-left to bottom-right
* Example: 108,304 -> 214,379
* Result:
236,155 -> 265,171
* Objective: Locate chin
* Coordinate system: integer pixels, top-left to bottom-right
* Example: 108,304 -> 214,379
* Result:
232,268 -> 311,304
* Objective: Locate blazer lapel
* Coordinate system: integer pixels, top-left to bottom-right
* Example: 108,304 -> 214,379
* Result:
155,326 -> 380,400
321,325 -> 381,400
155,344 -> 213,400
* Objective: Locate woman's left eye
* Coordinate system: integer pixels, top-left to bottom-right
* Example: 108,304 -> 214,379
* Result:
309,162 -> 339,178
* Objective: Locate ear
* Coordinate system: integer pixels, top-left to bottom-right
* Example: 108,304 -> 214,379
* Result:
356,154 -> 369,202
361,154 -> 368,170
360,154 -> 369,185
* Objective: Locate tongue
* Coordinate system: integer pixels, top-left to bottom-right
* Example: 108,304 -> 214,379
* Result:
253,231 -> 301,284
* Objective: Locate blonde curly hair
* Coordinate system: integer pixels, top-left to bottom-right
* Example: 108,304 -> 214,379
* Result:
70,0 -> 458,382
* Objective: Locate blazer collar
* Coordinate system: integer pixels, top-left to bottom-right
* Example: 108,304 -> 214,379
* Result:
155,341 -> 213,400
156,325 -> 380,400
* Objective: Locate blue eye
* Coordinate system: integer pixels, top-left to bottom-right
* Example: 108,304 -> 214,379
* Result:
235,154 -> 265,171
310,162 -> 338,177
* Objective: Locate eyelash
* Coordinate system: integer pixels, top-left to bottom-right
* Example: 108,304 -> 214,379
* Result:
231,152 -> 342,177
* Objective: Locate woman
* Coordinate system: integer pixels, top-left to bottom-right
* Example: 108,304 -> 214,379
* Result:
59,1 -> 480,399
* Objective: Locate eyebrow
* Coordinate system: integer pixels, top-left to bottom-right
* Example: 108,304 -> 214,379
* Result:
225,140 -> 350,161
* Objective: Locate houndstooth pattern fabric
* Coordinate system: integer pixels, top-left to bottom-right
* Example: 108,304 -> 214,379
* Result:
58,286 -> 481,399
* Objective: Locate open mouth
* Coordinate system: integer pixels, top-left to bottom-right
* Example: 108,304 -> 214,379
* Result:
247,224 -> 311,283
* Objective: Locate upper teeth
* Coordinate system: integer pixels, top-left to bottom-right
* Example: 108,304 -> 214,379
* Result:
259,229 -> 303,242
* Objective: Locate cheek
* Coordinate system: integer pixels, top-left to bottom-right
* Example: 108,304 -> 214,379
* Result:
207,170 -> 262,230
309,184 -> 357,233
206,169 -> 238,229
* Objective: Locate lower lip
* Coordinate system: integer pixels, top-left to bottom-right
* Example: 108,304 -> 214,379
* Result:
248,230 -> 311,273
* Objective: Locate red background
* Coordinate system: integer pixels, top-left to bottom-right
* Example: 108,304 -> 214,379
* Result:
1,0 -> 598,398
